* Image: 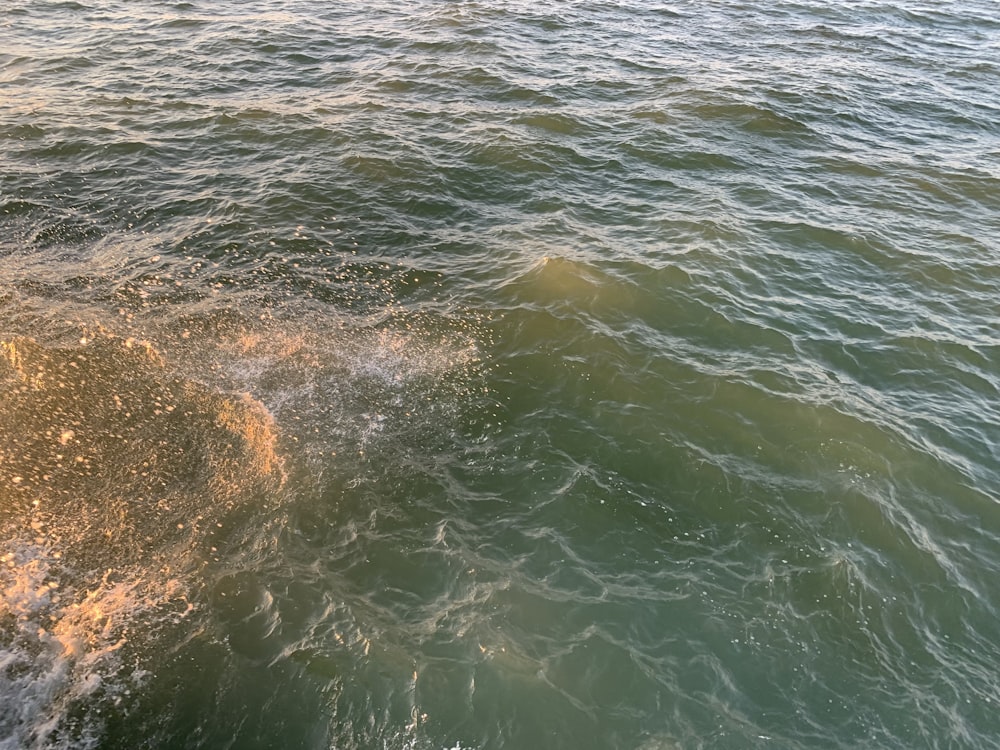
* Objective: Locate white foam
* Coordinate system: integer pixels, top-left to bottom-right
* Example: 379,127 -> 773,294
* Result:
0,539 -> 187,749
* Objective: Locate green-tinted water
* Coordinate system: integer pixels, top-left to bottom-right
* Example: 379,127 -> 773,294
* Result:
2,1 -> 999,748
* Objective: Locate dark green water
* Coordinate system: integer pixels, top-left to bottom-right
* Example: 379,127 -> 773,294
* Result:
2,1 -> 999,748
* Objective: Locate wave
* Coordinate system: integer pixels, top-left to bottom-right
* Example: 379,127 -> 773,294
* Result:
0,332 -> 283,749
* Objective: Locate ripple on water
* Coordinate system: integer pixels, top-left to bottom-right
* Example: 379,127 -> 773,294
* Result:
3,0 -> 1000,747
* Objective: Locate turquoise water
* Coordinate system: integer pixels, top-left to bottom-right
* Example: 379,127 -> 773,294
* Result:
2,1 -> 999,748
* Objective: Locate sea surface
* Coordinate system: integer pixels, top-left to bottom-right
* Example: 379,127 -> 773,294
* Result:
2,1 -> 999,748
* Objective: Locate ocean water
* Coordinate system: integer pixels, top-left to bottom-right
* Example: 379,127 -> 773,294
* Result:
2,0 -> 999,748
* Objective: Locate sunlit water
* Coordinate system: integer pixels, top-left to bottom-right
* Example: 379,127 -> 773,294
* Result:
2,1 -> 999,748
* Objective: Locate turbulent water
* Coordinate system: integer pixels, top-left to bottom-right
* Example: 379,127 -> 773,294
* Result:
2,1 -> 999,748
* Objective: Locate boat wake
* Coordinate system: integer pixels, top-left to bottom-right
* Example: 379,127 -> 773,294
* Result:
0,333 -> 284,749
